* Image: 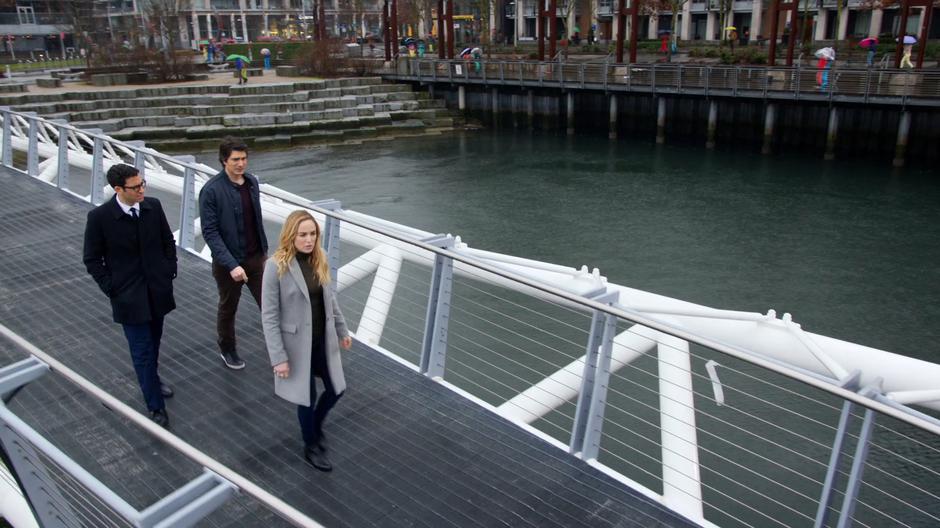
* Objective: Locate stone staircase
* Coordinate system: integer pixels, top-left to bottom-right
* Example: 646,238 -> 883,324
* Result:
0,77 -> 457,149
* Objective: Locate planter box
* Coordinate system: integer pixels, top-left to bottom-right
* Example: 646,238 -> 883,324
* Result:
276,65 -> 299,77
36,78 -> 62,88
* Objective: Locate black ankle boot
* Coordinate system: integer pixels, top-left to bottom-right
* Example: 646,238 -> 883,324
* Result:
304,444 -> 332,472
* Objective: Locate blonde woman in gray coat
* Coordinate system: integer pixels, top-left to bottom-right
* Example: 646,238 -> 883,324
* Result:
261,210 -> 352,472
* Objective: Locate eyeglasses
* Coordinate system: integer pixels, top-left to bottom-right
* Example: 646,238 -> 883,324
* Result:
121,180 -> 147,192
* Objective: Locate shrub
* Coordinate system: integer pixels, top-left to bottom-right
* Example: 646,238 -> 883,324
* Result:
89,44 -> 195,81
293,39 -> 377,77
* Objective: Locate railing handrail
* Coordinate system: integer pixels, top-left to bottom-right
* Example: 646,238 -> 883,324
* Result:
0,323 -> 325,528
2,106 -> 940,440
386,58 -> 939,105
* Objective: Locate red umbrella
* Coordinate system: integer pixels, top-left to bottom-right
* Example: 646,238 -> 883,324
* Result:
858,37 -> 878,48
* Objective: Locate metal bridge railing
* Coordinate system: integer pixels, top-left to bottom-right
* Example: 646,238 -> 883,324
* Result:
0,327 -> 324,528
391,59 -> 940,106
2,108 -> 940,528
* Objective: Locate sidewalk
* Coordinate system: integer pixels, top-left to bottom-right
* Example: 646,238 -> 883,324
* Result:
10,68 -> 319,96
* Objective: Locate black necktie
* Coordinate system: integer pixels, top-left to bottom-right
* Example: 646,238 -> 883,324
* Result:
130,208 -> 138,219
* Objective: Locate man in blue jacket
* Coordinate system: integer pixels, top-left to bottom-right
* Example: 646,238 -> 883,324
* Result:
199,137 -> 268,370
83,164 -> 177,427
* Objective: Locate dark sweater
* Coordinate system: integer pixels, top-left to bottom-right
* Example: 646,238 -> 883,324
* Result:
297,253 -> 327,376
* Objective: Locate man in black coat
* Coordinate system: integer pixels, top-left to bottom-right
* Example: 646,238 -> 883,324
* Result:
83,164 -> 177,427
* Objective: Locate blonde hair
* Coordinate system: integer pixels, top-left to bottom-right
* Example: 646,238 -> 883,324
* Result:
272,210 -> 331,284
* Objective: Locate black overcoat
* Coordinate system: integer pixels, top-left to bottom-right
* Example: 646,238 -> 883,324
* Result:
83,196 -> 177,325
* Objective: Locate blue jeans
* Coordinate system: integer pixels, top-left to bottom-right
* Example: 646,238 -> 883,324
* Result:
122,317 -> 165,412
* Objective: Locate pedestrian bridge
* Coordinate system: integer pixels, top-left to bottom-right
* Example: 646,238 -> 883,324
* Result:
1,109 -> 939,528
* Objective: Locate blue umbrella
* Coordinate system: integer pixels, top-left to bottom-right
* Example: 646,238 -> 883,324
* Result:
899,35 -> 917,45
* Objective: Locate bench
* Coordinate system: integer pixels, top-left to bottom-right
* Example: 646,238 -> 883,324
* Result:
36,78 -> 62,88
234,68 -> 263,78
51,71 -> 84,82
208,63 -> 230,72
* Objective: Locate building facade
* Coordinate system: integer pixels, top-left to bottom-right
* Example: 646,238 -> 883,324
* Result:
0,1 -> 77,59
501,0 -> 938,45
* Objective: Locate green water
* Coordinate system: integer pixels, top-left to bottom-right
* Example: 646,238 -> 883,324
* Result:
197,130 -> 939,363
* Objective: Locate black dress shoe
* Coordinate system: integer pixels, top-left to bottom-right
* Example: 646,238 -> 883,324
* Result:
304,445 -> 332,472
150,409 -> 170,428
159,383 -> 174,398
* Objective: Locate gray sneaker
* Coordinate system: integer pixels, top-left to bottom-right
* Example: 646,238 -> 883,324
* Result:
220,351 -> 246,370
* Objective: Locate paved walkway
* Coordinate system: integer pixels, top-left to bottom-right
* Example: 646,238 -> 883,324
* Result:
17,68 -> 313,96
0,166 -> 696,528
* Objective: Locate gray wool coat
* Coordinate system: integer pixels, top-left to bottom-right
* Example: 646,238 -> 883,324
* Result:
261,257 -> 349,407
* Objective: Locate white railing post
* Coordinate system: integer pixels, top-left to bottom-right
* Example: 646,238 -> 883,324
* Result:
52,120 -> 70,191
835,384 -> 881,528
87,129 -> 106,205
24,112 -> 39,176
579,300 -> 619,461
174,155 -> 197,250
0,107 -> 11,168
126,140 -> 147,180
311,199 -> 343,290
570,289 -> 619,456
419,235 -> 456,378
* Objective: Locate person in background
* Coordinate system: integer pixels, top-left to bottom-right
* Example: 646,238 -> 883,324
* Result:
900,44 -> 914,69
235,56 -> 247,84
866,40 -> 877,67
261,210 -> 352,472
199,137 -> 268,371
82,164 -> 177,427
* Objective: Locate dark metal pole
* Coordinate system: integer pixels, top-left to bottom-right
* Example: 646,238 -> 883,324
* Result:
548,0 -> 557,59
916,0 -> 931,69
437,0 -> 445,59
895,0 -> 910,68
785,4 -> 797,66
629,0 -> 639,63
383,0 -> 391,61
446,0 -> 455,59
538,0 -> 545,61
767,0 -> 780,66
615,0 -> 625,63
391,0 -> 399,58
318,1 -> 326,41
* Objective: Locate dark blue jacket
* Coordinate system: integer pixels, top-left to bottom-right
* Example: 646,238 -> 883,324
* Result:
198,169 -> 268,271
83,196 -> 177,325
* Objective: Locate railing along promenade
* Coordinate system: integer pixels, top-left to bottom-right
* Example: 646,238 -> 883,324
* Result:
1,107 -> 940,528
384,58 -> 940,107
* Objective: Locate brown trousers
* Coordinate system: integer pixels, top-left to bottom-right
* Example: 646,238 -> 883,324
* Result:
211,252 -> 266,354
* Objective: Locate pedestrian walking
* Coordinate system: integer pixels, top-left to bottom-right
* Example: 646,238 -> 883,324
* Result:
199,137 -> 269,370
82,164 -> 177,427
262,210 -> 352,472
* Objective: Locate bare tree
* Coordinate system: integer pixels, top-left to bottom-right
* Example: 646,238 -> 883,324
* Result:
54,1 -> 98,66
646,0 -> 689,60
